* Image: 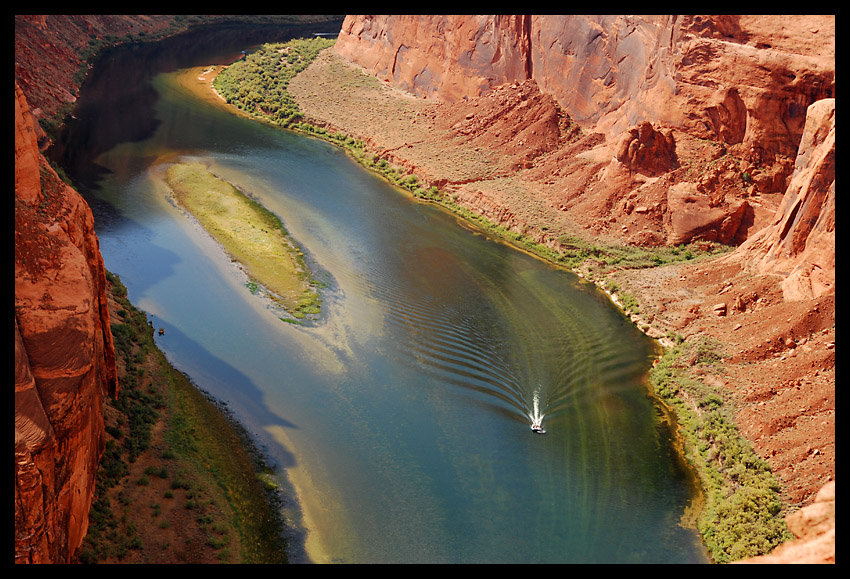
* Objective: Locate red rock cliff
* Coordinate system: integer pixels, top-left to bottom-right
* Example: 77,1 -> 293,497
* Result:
335,16 -> 834,251
15,81 -> 118,564
336,15 -> 834,151
730,98 -> 835,301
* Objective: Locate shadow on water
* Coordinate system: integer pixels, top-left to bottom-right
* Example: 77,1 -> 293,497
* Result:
92,169 -> 306,466
48,20 -> 344,191
88,158 -> 318,559
148,315 -> 313,562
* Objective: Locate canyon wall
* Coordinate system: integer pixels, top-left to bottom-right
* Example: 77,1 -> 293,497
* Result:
335,15 -> 534,104
335,15 -> 835,255
335,14 -> 835,277
336,15 -> 834,152
731,98 -> 835,301
15,81 -> 118,564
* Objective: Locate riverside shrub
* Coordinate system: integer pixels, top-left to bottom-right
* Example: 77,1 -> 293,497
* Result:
648,342 -> 793,562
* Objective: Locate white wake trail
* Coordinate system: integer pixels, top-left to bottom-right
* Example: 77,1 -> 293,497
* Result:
528,388 -> 545,432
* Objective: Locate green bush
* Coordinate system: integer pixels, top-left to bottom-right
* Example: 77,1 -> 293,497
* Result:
213,37 -> 335,126
648,343 -> 793,562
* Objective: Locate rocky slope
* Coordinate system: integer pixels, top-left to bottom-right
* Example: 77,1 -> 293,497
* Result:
14,15 -> 182,134
15,81 -> 118,564
14,14 -> 834,563
334,15 -> 835,250
301,14 -> 835,562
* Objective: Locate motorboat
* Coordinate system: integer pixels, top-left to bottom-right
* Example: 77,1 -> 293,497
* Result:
531,423 -> 546,434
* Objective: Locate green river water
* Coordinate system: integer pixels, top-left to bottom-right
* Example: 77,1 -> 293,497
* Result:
52,23 -> 709,564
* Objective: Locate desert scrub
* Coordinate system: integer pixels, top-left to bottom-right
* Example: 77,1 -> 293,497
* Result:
617,290 -> 641,316
558,235 -> 731,271
213,36 -> 335,126
648,339 -> 793,563
164,162 -> 321,319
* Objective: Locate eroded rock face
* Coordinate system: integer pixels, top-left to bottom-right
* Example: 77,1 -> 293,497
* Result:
676,18 -> 834,159
732,98 -> 835,301
704,87 -> 748,145
14,83 -> 43,202
335,15 -> 533,104
615,121 -> 677,176
529,15 -> 683,135
337,15 -> 834,150
14,82 -> 117,564
335,15 -> 683,135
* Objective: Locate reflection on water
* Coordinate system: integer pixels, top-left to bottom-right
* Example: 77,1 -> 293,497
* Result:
54,25 -> 708,564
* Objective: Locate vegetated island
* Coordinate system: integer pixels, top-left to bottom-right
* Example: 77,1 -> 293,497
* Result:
165,162 -> 321,321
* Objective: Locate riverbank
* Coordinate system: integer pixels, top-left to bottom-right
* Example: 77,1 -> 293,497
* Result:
75,272 -> 291,563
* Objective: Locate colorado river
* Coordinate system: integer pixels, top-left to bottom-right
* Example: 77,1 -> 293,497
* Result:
52,23 -> 709,563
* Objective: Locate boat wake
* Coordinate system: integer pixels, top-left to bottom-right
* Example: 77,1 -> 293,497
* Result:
528,388 -> 547,434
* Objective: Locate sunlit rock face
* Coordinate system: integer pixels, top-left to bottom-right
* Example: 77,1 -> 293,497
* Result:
336,14 -> 834,252
15,81 -> 117,564
336,15 -> 834,149
731,98 -> 835,301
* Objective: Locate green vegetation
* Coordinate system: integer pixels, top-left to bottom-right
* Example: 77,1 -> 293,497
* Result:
213,37 -> 336,126
165,162 -> 321,320
78,271 -> 288,563
648,337 -> 793,563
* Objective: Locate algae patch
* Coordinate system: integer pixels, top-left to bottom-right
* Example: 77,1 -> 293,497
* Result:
165,162 -> 321,319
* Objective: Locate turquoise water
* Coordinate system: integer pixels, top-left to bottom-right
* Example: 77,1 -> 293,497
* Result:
54,26 -> 708,564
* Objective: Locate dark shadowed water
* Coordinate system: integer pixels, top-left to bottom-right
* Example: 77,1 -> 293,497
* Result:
53,24 -> 708,564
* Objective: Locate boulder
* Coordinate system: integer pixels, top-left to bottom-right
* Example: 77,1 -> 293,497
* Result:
615,121 -> 678,176
664,182 -> 749,245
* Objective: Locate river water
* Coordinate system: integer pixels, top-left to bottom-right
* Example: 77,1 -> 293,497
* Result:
52,23 -> 709,564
